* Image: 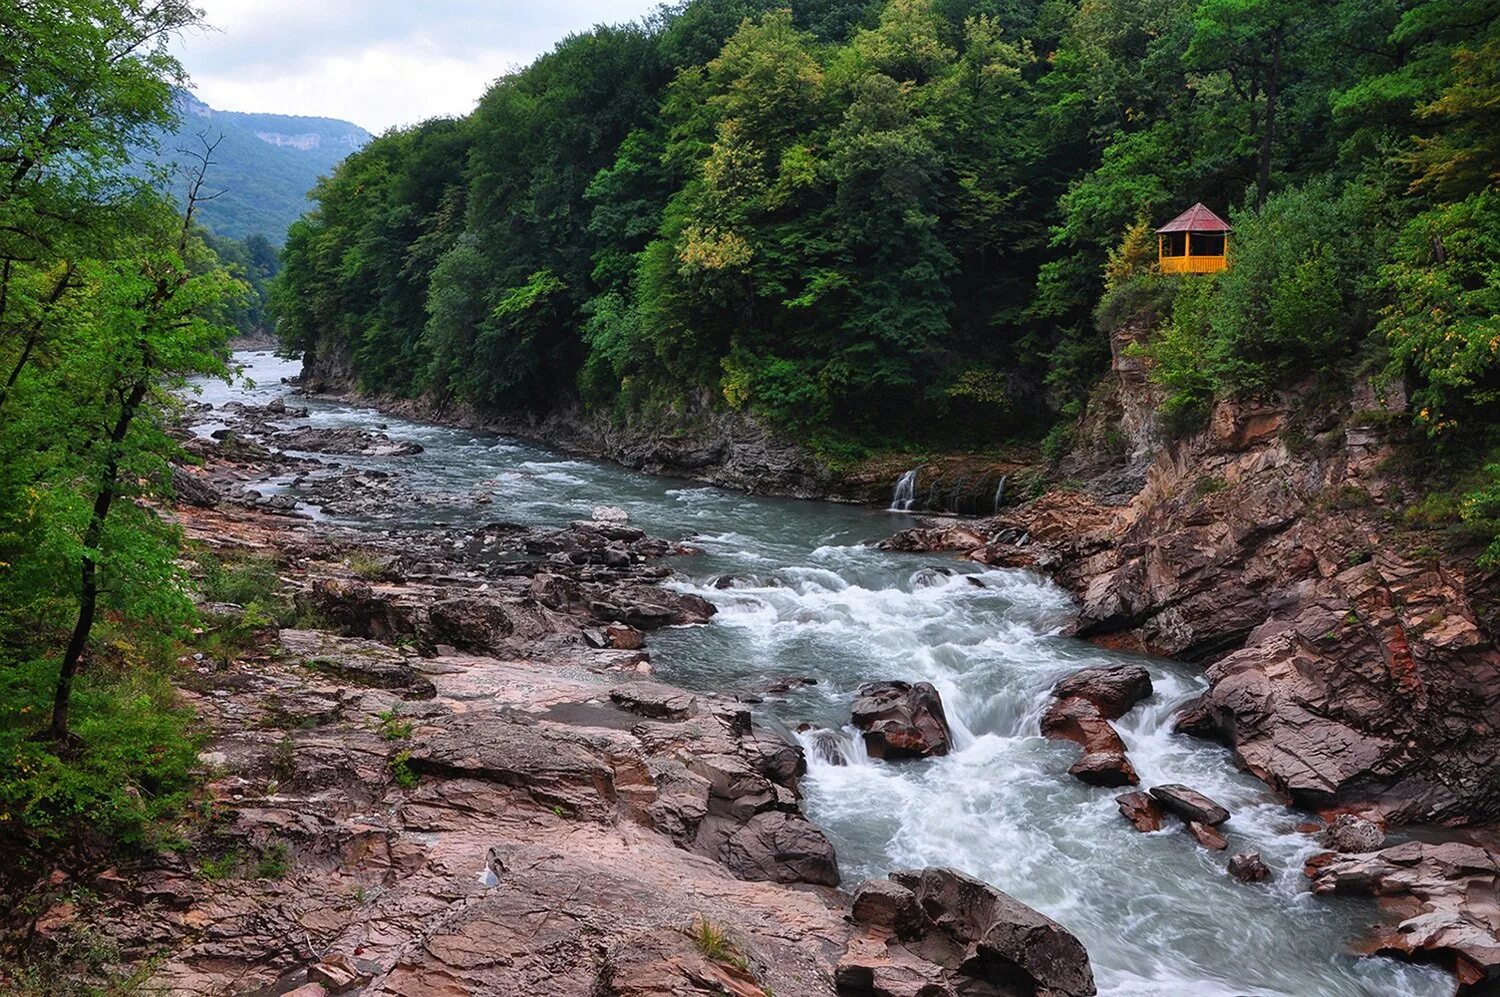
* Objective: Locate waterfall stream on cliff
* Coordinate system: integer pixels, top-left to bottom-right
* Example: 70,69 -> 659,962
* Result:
195,352 -> 1448,997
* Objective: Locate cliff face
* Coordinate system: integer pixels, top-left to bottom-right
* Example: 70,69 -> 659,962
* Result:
889,357 -> 1500,827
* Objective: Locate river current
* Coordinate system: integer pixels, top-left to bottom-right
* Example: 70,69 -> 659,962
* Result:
195,351 -> 1448,996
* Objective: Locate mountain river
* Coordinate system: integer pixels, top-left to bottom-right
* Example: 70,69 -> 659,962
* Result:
194,351 -> 1448,996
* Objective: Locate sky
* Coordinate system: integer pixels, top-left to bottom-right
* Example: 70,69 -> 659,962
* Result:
174,0 -> 659,133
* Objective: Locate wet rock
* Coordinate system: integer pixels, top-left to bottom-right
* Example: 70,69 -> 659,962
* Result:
843,867 -> 1097,997
1116,791 -> 1165,832
850,681 -> 953,760
1040,696 -> 1126,754
1150,784 -> 1230,826
1187,821 -> 1228,851
1308,840 -> 1500,988
760,675 -> 818,696
1052,664 -> 1152,719
1319,813 -> 1385,854
851,879 -> 923,939
1228,852 -> 1270,883
1068,750 -> 1138,787
272,426 -> 423,457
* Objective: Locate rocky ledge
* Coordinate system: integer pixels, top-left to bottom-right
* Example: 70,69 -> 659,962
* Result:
0,399 -> 1098,996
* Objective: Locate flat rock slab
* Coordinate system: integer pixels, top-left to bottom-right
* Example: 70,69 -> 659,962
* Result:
1151,784 -> 1230,826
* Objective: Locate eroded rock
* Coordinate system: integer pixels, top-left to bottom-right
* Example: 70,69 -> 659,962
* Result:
850,681 -> 952,760
1150,785 -> 1230,826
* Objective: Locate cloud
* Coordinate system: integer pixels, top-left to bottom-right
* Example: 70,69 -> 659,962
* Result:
175,0 -> 658,132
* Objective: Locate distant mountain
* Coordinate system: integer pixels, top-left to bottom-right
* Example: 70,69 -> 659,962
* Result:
142,93 -> 371,243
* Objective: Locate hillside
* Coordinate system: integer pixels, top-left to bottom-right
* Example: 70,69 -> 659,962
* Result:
142,93 -> 370,242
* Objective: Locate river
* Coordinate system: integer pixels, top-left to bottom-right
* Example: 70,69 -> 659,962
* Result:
194,350 -> 1448,997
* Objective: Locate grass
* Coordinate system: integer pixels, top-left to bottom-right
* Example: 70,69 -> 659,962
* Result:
689,915 -> 748,971
342,549 -> 389,581
375,707 -> 414,741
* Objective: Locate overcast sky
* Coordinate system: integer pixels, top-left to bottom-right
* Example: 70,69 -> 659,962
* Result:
174,0 -> 659,133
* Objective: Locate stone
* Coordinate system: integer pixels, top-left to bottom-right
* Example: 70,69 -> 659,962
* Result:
850,681 -> 952,760
610,682 -> 698,721
1068,750 -> 1139,787
1150,784 -> 1230,826
307,953 -> 364,993
1187,821 -> 1228,850
605,621 -> 645,650
1116,791 -> 1165,832
887,868 -> 1096,997
1318,813 -> 1385,854
1052,664 -> 1153,719
1040,696 -> 1127,755
850,879 -> 922,940
1228,852 -> 1270,883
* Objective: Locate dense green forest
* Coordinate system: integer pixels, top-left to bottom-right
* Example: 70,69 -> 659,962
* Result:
276,0 -> 1499,555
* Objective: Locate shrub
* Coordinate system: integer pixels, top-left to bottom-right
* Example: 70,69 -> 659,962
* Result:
0,656 -> 200,854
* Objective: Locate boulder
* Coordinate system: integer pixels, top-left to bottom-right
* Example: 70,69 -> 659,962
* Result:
842,867 -> 1096,997
1150,784 -> 1230,826
1068,751 -> 1138,787
1228,852 -> 1270,883
1052,664 -> 1153,719
1318,813 -> 1385,853
1040,697 -> 1126,755
1116,791 -> 1165,832
850,681 -> 952,760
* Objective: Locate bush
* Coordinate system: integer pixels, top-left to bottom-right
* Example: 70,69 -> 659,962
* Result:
0,655 -> 199,855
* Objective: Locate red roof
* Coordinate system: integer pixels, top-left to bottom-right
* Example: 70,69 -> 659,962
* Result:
1156,202 -> 1231,233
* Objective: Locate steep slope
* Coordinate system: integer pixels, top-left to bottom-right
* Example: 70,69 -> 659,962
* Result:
141,93 -> 370,241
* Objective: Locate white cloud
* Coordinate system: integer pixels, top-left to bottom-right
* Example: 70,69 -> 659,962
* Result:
174,0 -> 657,132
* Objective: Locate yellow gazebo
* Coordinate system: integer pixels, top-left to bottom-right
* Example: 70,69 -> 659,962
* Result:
1157,202 -> 1230,273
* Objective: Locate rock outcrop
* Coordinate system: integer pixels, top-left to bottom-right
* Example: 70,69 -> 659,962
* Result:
1307,840 -> 1500,989
850,681 -> 953,760
883,388 -> 1500,828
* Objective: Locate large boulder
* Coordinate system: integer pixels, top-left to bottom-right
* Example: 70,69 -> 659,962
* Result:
841,867 -> 1096,997
850,681 -> 953,760
1052,664 -> 1153,720
1041,695 -> 1139,786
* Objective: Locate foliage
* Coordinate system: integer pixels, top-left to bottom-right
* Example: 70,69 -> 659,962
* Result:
0,1 -> 240,854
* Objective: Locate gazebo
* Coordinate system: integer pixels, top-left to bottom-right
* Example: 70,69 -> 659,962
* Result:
1157,202 -> 1230,273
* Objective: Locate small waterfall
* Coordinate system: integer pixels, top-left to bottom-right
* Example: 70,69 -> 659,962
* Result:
890,467 -> 919,511
992,475 -> 1008,513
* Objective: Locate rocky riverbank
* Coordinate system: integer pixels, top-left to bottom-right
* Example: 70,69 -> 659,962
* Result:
0,392 -> 1099,996
299,344 -> 1033,511
885,377 -> 1500,987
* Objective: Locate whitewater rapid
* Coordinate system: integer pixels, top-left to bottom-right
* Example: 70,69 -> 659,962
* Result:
199,352 -> 1448,996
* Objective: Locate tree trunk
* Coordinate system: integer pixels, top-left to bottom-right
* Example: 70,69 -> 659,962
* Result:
1257,30 -> 1282,211
49,376 -> 148,740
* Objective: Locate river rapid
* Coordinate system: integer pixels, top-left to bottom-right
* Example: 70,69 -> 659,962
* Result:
195,351 -> 1449,997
